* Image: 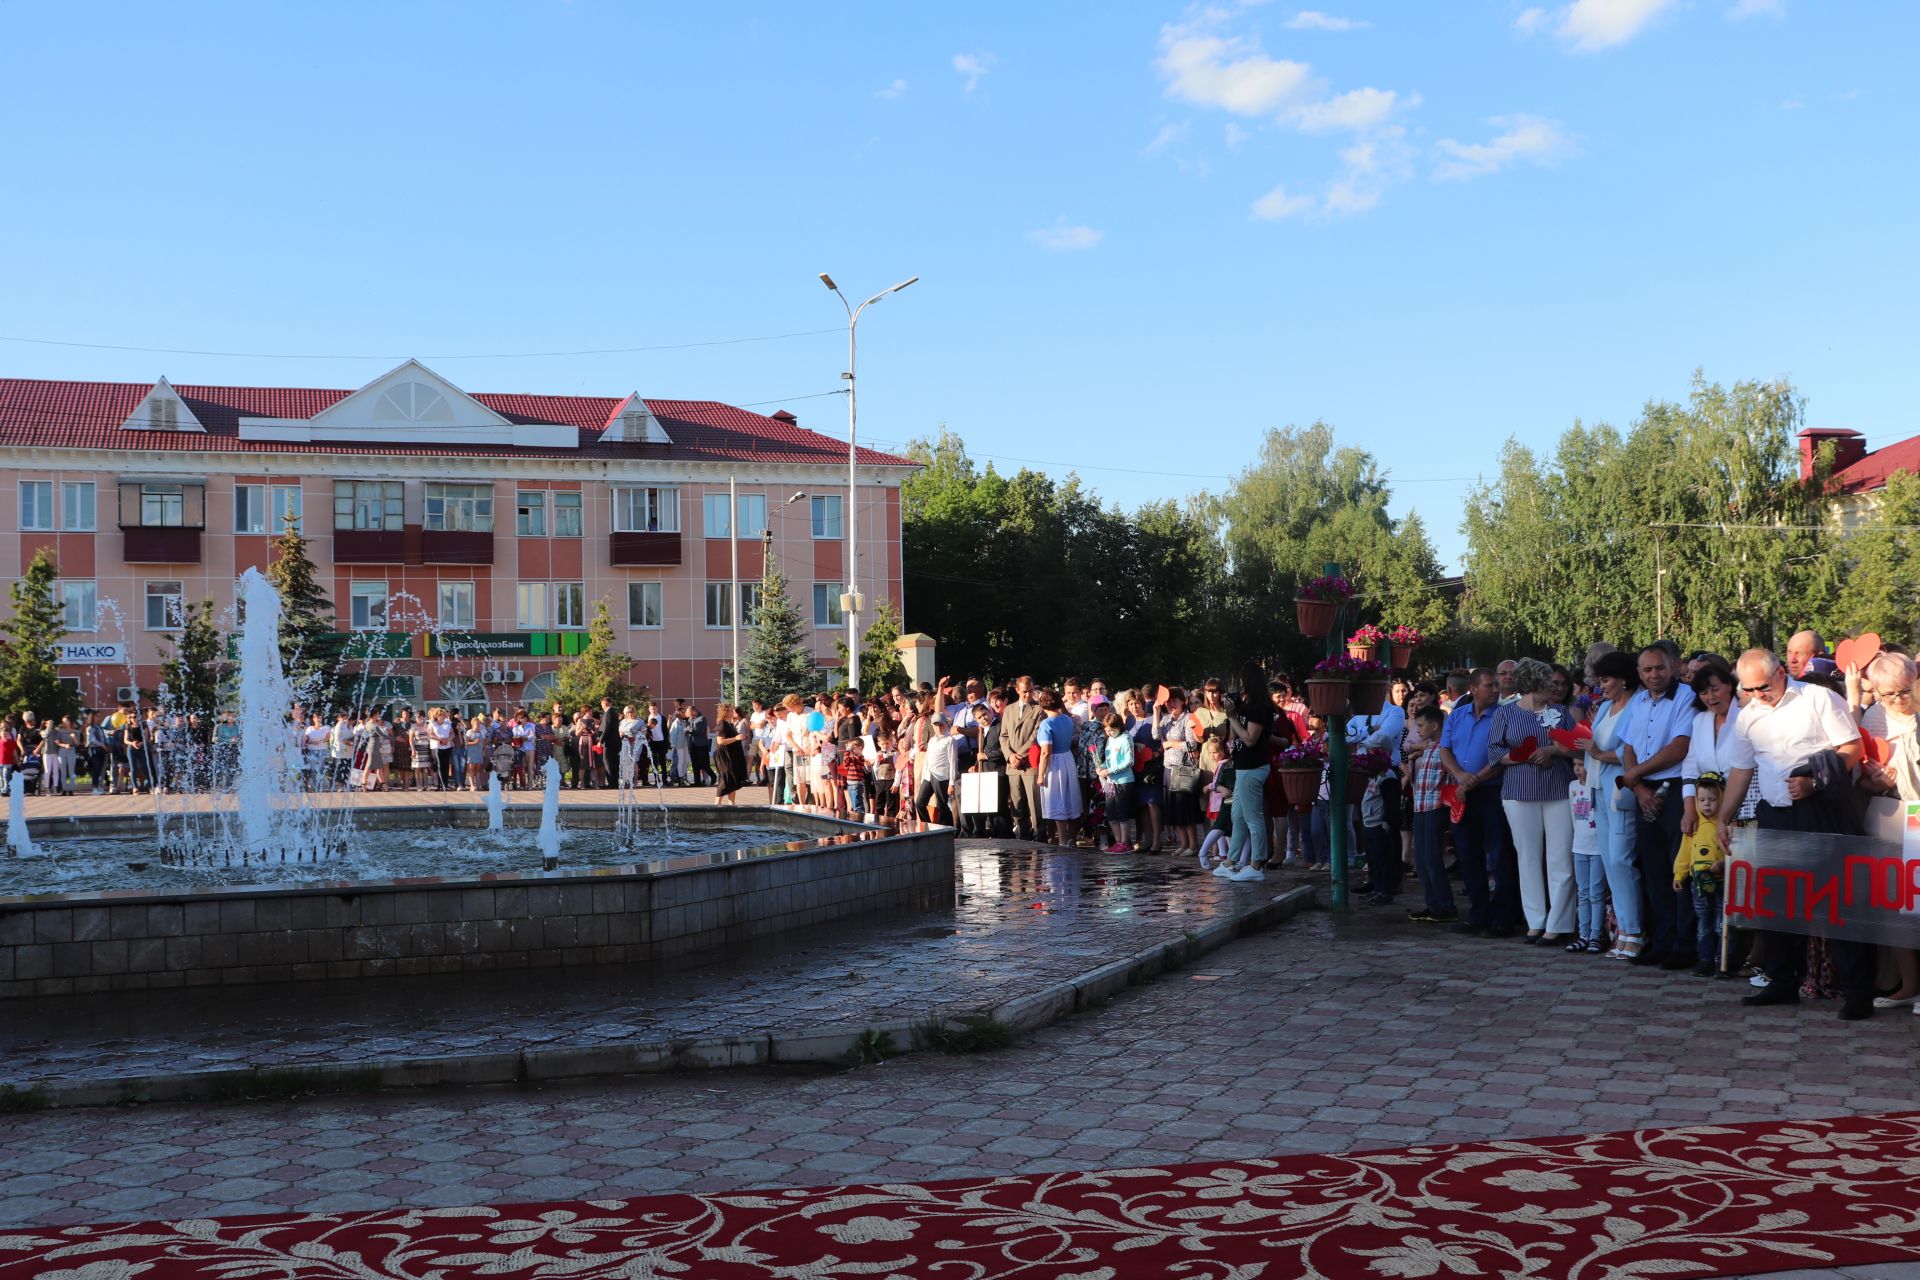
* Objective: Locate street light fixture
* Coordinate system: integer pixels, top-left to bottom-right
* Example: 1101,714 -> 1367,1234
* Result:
818,272 -> 918,693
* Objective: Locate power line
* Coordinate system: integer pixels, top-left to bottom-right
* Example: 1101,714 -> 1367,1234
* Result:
0,327 -> 844,362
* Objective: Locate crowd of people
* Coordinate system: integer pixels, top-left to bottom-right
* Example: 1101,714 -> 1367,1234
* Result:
9,628 -> 1913,1021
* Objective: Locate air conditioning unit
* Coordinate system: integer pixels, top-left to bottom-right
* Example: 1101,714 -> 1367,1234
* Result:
115,686 -> 138,704
502,668 -> 526,683
481,670 -> 506,684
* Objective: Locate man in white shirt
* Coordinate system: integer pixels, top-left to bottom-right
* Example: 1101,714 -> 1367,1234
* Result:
1719,648 -> 1873,1019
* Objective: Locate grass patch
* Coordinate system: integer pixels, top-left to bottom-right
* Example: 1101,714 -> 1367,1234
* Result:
851,1029 -> 899,1065
914,1015 -> 1015,1055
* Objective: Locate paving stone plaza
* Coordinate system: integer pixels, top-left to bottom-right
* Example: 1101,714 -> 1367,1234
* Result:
6,826 -> 1918,1280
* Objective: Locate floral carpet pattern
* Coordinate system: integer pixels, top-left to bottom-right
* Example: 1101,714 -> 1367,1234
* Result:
8,1113 -> 1920,1279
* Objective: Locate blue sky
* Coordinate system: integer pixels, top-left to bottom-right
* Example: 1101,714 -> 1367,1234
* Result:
1,1 -> 1913,569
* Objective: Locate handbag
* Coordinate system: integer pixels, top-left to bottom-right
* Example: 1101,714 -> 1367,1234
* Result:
1166,760 -> 1203,793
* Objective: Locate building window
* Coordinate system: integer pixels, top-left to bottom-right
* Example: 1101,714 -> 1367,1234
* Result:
515,582 -> 548,628
704,583 -> 732,628
61,482 -> 95,531
271,484 -> 302,534
334,480 -> 403,531
61,581 -> 97,632
612,485 -> 679,533
553,491 -> 583,537
18,481 -> 53,531
704,493 -> 769,539
144,581 -> 184,631
349,582 -> 388,630
145,485 -> 187,527
737,494 -> 768,537
628,580 -> 662,629
437,581 -> 475,629
811,494 -> 843,539
516,491 -> 546,537
555,582 -> 585,629
425,482 -> 494,532
812,582 -> 845,627
234,484 -> 267,534
703,494 -> 731,539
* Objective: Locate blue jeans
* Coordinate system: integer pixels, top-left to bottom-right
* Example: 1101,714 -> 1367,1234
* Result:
845,781 -> 866,815
1300,799 -> 1330,865
1229,765 -> 1270,866
1592,787 -> 1642,938
1690,884 -> 1720,964
1575,854 -> 1607,940
1412,808 -> 1453,915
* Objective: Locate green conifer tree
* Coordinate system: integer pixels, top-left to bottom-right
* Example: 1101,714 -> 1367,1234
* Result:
553,599 -> 645,710
0,548 -> 79,722
153,599 -> 227,733
263,510 -> 342,706
835,599 -> 907,697
738,559 -> 817,706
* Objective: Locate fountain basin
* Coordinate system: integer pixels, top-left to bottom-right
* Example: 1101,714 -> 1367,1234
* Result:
0,807 -> 954,1000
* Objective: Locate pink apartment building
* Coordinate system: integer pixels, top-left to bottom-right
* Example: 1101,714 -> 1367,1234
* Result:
0,360 -> 917,713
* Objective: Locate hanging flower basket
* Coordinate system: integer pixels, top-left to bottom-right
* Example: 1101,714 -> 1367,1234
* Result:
1349,678 -> 1390,716
1278,767 -> 1320,808
1295,575 -> 1353,638
1295,597 -> 1338,638
1388,625 -> 1423,671
1347,623 -> 1386,662
1390,644 -> 1416,670
1347,642 -> 1379,662
1306,678 -> 1349,717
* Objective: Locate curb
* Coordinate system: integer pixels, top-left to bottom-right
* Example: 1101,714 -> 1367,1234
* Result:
11,883 -> 1318,1110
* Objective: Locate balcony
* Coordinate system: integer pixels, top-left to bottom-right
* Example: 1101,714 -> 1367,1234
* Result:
331,528 -> 407,564
121,527 -> 202,564
422,528 -> 495,565
609,530 -> 682,567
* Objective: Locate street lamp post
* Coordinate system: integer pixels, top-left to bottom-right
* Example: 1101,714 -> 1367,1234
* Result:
819,271 -> 917,693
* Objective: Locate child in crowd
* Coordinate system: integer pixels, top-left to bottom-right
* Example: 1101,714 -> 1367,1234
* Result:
1674,772 -> 1726,977
1569,756 -> 1605,953
1097,712 -> 1138,854
1200,757 -> 1236,871
1303,712 -> 1330,869
1406,704 -> 1456,923
837,738 -> 871,819
918,715 -> 958,823
1360,766 -> 1396,904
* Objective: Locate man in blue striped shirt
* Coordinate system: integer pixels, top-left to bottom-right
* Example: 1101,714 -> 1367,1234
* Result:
1618,646 -> 1696,969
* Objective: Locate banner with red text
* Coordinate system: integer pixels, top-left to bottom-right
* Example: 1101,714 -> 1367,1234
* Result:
1726,806 -> 1920,946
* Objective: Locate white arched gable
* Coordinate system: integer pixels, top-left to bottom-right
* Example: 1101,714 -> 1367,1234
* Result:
118,377 -> 206,433
234,359 -> 577,448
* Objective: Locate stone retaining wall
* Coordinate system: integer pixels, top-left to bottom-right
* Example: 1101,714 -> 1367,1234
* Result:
0,824 -> 953,1000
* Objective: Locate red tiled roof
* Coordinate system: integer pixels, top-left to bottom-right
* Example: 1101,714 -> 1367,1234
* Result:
0,378 -> 917,468
1833,438 -> 1920,496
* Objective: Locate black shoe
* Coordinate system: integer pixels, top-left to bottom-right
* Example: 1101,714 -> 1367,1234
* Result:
1522,933 -> 1543,946
1564,937 -> 1589,953
1631,949 -> 1665,967
1484,926 -> 1515,939
1742,985 -> 1800,1007
1660,954 -> 1695,972
1691,961 -> 1716,977
1451,921 -> 1486,935
1839,995 -> 1875,1021
1365,892 -> 1392,905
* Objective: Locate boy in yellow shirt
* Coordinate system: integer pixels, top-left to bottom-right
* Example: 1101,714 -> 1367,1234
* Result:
1673,773 -> 1726,978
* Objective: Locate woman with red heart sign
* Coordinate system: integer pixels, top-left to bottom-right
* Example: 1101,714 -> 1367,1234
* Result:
1488,658 -> 1580,945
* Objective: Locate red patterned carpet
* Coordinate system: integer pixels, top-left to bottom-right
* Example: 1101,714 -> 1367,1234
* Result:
8,1113 -> 1920,1279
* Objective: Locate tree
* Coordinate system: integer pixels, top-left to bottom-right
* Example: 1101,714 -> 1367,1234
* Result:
263,512 -> 341,705
0,548 -> 79,722
738,558 -> 816,705
553,599 -> 645,710
836,599 -> 908,697
153,599 -> 226,732
1825,469 -> 1920,639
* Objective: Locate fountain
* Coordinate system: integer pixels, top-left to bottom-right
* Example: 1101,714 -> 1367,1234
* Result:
6,773 -> 37,859
0,570 -> 954,1001
538,757 -> 562,870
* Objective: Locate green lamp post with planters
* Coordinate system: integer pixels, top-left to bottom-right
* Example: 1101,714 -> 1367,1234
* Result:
1295,567 -> 1357,913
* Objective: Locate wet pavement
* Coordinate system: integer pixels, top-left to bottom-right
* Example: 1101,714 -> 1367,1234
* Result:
3,842 -> 1282,1088
4,896 -> 1917,1233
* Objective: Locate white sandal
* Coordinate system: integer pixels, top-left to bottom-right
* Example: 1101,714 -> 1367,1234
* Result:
1606,934 -> 1644,961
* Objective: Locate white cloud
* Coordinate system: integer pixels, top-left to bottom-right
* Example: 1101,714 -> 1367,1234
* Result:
953,52 -> 995,93
1727,0 -> 1786,18
1286,10 -> 1369,30
1513,6 -> 1549,35
1224,122 -> 1249,147
1144,122 -> 1189,155
1251,184 -> 1315,220
1433,114 -> 1570,180
1322,178 -> 1380,216
1029,220 -> 1103,251
1778,95 -> 1803,110
1288,87 -> 1417,133
1544,0 -> 1681,52
1156,15 -> 1319,115
876,79 -> 907,99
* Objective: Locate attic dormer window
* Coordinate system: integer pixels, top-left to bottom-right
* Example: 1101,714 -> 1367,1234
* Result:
374,382 -> 453,423
624,409 -> 650,437
154,398 -> 178,430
